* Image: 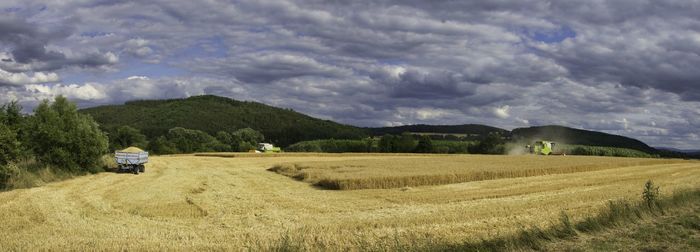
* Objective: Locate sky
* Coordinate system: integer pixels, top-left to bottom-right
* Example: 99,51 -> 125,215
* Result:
0,1 -> 699,149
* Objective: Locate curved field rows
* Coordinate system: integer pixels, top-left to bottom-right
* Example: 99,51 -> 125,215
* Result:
1,154 -> 699,250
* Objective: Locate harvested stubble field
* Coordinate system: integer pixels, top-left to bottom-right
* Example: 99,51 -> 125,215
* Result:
269,155 -> 684,190
0,153 -> 699,250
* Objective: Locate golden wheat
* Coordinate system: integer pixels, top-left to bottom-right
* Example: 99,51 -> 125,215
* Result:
270,155 -> 684,190
0,154 -> 698,250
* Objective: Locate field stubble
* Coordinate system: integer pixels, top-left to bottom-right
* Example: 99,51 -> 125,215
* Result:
0,154 -> 698,250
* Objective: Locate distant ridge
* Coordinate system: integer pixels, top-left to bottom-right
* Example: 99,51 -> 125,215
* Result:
80,95 -> 367,146
367,124 -> 507,136
511,125 -> 657,153
655,147 -> 700,154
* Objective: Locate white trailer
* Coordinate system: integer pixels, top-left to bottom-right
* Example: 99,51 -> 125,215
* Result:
115,149 -> 148,174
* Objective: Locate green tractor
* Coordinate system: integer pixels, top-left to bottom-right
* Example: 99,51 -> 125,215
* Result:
527,140 -> 556,155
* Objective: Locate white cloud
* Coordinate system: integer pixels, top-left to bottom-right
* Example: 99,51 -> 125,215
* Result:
0,69 -> 60,85
26,83 -> 106,100
493,105 -> 510,119
127,76 -> 150,80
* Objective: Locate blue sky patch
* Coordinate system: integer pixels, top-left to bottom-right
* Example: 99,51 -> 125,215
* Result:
532,26 -> 576,43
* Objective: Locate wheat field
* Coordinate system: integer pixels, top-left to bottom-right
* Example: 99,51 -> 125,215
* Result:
0,154 -> 699,250
269,155 -> 683,190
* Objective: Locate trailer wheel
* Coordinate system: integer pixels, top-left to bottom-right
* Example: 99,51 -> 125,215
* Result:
139,165 -> 145,173
133,166 -> 139,175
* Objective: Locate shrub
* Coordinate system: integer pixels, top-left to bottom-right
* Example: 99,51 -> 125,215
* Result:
643,180 -> 660,210
0,163 -> 20,189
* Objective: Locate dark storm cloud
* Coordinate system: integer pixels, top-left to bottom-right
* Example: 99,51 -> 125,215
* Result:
0,16 -> 117,76
1,0 -> 700,148
388,69 -> 475,99
189,52 -> 351,84
533,1 -> 700,101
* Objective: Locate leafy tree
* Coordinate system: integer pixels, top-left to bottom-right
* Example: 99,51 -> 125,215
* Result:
378,133 -> 416,153
379,134 -> 396,152
414,135 -> 434,153
25,96 -> 108,173
0,101 -> 29,159
214,131 -> 238,152
1,101 -> 24,131
363,138 -> 376,152
230,128 -> 264,151
166,127 -> 221,153
395,133 -> 417,153
0,124 -> 21,165
233,128 -> 264,145
147,136 -> 178,154
470,132 -> 505,154
215,131 -> 233,145
110,126 -> 148,150
237,142 -> 255,152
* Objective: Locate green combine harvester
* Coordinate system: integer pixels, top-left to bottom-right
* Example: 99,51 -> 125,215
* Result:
257,143 -> 282,153
527,140 -> 557,155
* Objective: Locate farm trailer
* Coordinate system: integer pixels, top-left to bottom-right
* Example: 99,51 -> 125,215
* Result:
115,149 -> 148,174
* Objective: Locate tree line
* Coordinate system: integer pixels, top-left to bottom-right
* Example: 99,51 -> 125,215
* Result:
107,124 -> 265,155
286,133 -> 506,154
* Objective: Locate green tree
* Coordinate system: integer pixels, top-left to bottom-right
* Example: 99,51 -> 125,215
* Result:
111,126 -> 148,150
232,128 -> 264,151
0,124 -> 21,165
166,127 -> 222,153
0,101 -> 29,159
379,134 -> 396,152
470,133 -> 505,154
414,135 -> 434,153
25,96 -> 108,173
395,133 -> 417,153
147,136 -> 178,154
216,131 -> 233,145
215,131 -> 237,152
1,101 -> 24,131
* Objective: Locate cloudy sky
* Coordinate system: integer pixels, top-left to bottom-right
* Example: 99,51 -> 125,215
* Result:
1,1 -> 699,149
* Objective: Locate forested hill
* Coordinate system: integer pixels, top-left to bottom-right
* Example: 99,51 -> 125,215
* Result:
511,125 -> 657,153
79,95 -> 367,146
80,95 -> 663,153
367,124 -> 507,136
